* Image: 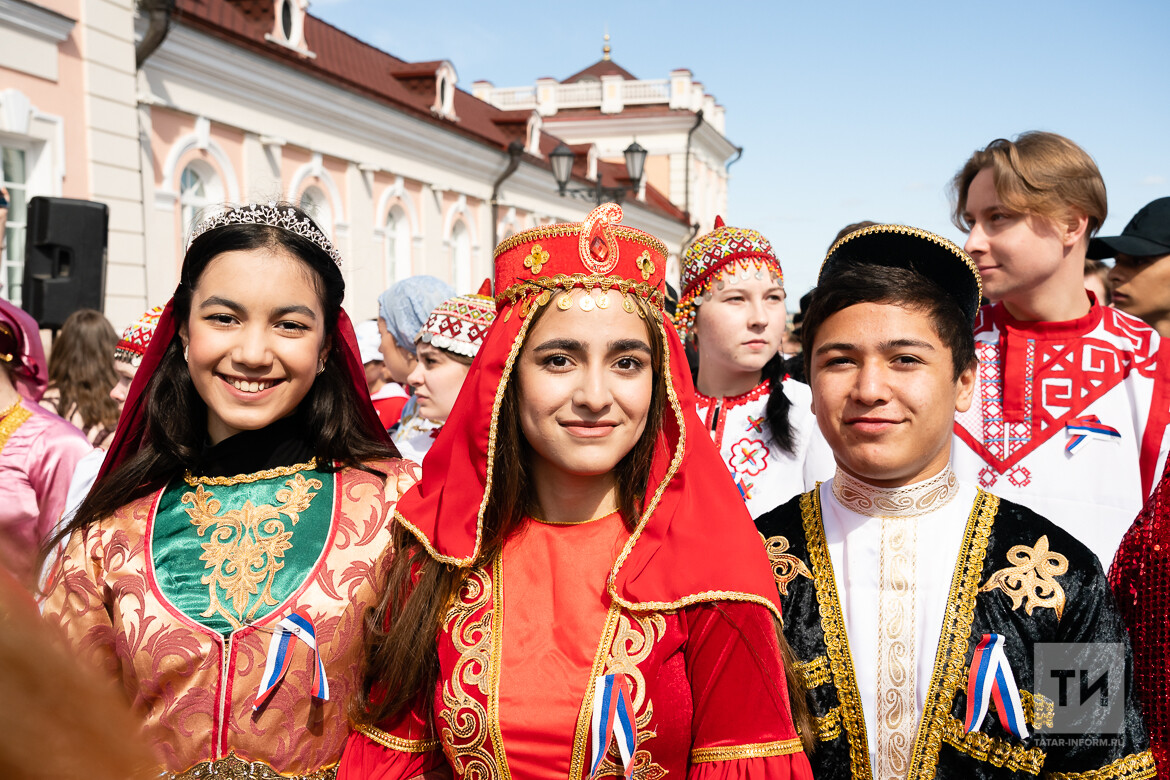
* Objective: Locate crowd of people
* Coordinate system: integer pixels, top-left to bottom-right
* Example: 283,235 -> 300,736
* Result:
2,129 -> 1169,780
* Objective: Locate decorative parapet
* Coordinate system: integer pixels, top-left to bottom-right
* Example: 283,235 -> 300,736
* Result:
476,71 -> 715,125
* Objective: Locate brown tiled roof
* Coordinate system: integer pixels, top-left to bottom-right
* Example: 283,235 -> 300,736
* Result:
563,58 -> 638,83
171,0 -> 685,224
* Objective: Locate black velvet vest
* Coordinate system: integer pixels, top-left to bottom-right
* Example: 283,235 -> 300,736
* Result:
756,487 -> 1153,780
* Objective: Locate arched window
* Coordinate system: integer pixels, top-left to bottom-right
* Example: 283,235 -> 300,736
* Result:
384,206 -> 410,286
299,185 -> 332,237
450,221 -> 471,292
179,160 -> 223,238
0,145 -> 28,304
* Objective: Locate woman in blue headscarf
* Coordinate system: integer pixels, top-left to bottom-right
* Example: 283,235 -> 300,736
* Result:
376,276 -> 454,386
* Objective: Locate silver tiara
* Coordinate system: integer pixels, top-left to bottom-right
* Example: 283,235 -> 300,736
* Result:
188,202 -> 343,266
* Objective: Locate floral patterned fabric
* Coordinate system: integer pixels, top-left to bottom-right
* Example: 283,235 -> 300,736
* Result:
42,459 -> 419,777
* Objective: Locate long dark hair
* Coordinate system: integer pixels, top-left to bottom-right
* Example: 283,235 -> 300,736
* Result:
355,296 -> 668,726
45,309 -> 119,431
53,205 -> 398,549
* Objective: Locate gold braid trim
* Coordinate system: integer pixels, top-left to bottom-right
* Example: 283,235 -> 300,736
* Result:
487,555 -> 513,779
168,753 -> 337,779
354,723 -> 439,753
568,604 -> 623,779
822,223 -> 983,302
802,487 -> 874,780
690,738 -> 805,763
796,655 -> 832,689
496,273 -> 664,311
1044,751 -> 1157,780
814,708 -> 843,741
184,459 -> 318,486
0,401 -> 32,452
938,713 -> 1045,775
494,222 -> 668,259
906,490 -> 997,780
1021,689 -> 1055,729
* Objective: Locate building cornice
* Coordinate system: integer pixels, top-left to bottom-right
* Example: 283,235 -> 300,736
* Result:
142,25 -> 688,233
545,113 -> 739,162
145,25 -> 507,197
0,0 -> 75,43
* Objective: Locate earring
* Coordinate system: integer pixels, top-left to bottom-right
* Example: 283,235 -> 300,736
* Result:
316,359 -> 326,375
183,345 -> 189,362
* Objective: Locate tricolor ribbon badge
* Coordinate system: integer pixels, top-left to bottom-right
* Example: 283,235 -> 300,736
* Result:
1065,415 -> 1121,456
965,633 -> 1029,740
254,608 -> 329,711
590,673 -> 637,780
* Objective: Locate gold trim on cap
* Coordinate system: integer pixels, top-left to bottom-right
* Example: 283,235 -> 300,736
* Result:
821,223 -> 983,303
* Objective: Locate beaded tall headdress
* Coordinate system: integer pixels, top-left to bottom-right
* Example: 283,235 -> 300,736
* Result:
188,202 -> 342,266
675,216 -> 784,340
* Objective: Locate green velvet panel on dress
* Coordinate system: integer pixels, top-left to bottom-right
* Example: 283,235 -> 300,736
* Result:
150,464 -> 335,635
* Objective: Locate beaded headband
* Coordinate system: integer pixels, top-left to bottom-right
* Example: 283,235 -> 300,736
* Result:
188,202 -> 342,266
675,217 -> 784,339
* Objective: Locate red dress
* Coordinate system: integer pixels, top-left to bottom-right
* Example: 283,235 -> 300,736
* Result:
340,513 -> 812,779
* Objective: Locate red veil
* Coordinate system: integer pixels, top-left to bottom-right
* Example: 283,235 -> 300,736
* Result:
396,204 -> 784,618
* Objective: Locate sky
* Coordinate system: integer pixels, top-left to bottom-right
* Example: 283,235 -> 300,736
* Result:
313,0 -> 1170,301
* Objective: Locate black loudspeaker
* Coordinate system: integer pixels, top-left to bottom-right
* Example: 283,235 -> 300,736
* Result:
22,196 -> 109,329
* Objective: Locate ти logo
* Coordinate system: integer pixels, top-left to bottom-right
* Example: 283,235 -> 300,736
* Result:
1033,643 -> 1125,737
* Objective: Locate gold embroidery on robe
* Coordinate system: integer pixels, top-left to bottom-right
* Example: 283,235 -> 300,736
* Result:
979,535 -> 1068,619
439,566 -> 497,779
762,534 -> 813,596
182,473 -> 322,629
592,612 -> 669,780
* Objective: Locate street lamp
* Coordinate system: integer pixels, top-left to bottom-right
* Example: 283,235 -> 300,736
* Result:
550,141 -> 648,204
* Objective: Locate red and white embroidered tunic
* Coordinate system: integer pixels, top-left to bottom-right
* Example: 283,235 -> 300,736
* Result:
695,379 -> 835,519
952,300 -> 1170,564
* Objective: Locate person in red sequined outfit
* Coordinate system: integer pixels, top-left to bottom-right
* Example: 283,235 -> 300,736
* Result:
1110,458 -> 1170,774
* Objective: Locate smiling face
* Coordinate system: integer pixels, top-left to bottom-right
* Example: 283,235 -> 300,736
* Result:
809,301 -> 975,487
692,273 -> 786,389
516,290 -> 655,484
406,341 -> 471,423
180,248 -> 329,445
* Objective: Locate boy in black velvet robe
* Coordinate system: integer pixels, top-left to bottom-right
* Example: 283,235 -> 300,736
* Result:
756,225 -> 1153,780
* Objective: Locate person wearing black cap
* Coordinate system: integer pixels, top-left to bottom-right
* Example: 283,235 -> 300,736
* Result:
754,224 -> 1152,780
949,133 -> 1170,568
1089,196 -> 1170,338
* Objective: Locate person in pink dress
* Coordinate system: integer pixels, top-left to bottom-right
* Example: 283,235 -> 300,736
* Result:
0,299 -> 91,590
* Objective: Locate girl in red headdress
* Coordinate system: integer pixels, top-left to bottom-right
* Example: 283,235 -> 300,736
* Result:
42,203 -> 418,779
674,219 -> 835,519
343,205 -> 813,780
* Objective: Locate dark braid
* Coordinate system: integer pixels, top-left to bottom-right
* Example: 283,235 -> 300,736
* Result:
761,353 -> 796,456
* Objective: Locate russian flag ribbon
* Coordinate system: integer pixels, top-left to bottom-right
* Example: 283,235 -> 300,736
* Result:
964,633 -> 1029,740
589,673 -> 637,780
254,608 -> 329,711
1065,415 -> 1121,456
